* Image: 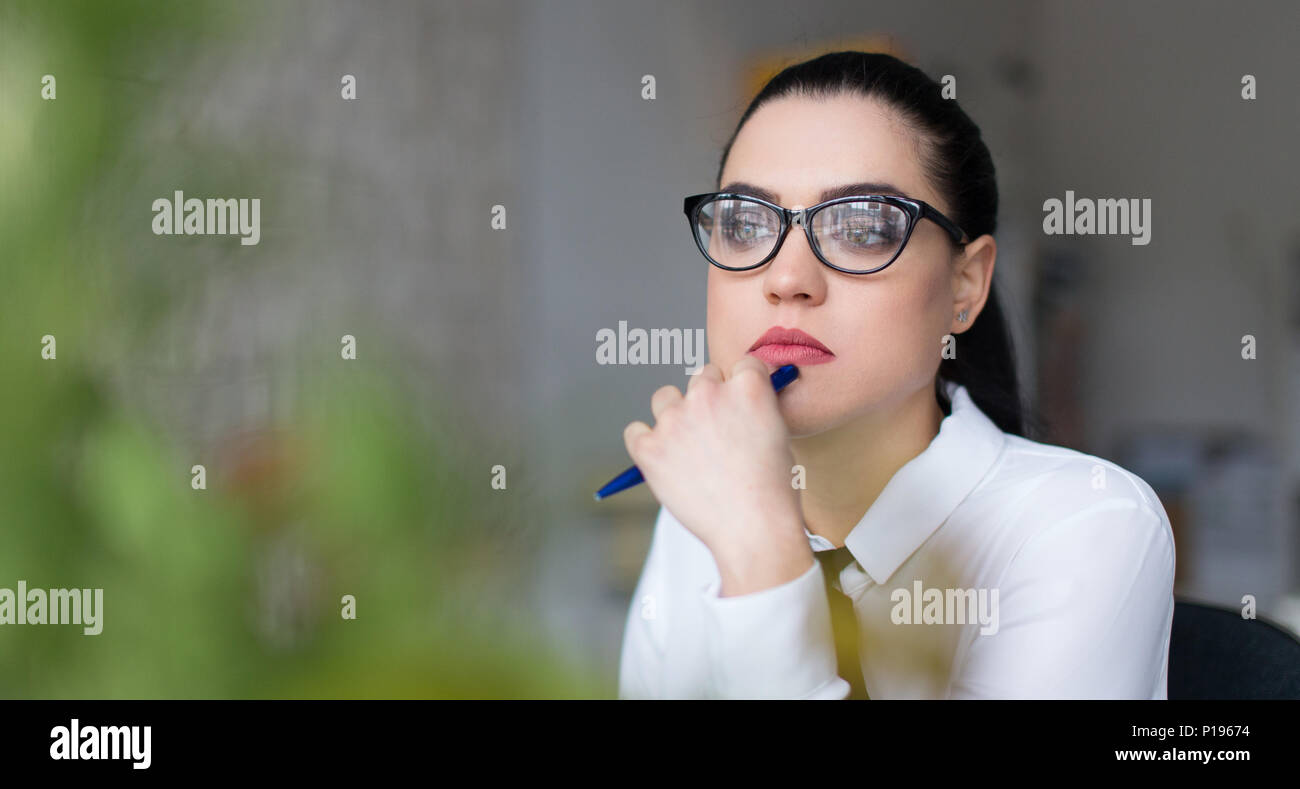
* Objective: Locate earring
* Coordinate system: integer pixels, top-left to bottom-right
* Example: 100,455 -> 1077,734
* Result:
957,309 -> 968,323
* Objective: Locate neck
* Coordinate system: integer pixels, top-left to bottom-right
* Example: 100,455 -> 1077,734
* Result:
792,382 -> 945,548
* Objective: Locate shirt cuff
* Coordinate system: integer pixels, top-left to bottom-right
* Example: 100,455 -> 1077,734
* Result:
698,557 -> 848,699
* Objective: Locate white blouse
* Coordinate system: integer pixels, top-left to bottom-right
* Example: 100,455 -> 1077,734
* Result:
617,379 -> 1177,699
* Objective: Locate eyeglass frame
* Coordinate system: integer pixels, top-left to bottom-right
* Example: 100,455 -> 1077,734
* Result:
683,191 -> 971,275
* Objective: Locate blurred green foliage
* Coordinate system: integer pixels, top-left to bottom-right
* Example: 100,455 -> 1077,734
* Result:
0,0 -> 603,698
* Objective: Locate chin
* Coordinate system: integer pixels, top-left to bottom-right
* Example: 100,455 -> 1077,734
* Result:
777,397 -> 839,439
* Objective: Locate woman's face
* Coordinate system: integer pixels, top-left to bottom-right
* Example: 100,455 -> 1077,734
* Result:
707,92 -> 965,438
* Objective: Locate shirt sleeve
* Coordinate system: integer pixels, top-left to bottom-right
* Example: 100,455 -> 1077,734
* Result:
699,558 -> 851,699
617,508 -> 671,700
618,506 -> 851,700
945,496 -> 1177,699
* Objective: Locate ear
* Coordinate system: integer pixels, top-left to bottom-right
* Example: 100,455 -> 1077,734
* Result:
950,234 -> 996,334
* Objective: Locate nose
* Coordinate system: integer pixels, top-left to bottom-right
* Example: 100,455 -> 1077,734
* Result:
762,209 -> 828,306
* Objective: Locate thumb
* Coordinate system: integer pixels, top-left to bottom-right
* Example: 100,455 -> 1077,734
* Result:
727,354 -> 772,384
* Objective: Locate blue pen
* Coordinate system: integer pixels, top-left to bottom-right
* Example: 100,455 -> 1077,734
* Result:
593,364 -> 800,500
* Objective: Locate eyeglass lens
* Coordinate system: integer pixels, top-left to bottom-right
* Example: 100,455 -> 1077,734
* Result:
695,197 -> 910,272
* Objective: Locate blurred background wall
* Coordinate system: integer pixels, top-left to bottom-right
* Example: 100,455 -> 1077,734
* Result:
2,0 -> 1296,697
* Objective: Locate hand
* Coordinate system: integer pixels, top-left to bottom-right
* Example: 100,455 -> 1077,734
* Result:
623,356 -> 813,596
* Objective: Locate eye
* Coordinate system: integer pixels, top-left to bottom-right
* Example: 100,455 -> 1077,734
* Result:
720,210 -> 774,245
833,217 -> 897,248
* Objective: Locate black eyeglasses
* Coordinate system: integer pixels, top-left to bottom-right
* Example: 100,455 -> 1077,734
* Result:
683,191 -> 970,274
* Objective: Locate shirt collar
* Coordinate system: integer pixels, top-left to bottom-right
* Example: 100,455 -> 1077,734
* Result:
805,379 -> 1007,585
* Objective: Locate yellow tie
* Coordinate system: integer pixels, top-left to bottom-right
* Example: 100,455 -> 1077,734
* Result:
815,547 -> 870,700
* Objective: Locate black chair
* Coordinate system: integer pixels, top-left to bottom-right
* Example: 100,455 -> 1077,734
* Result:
1168,598 -> 1300,699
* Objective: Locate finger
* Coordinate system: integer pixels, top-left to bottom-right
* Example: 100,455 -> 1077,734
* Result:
686,362 -> 723,393
728,353 -> 770,384
650,384 -> 683,421
623,420 -> 652,460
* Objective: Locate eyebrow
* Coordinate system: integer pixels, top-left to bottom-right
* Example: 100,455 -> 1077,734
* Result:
718,180 -> 913,204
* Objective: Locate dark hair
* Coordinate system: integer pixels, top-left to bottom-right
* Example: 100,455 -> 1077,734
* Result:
715,50 -> 1044,440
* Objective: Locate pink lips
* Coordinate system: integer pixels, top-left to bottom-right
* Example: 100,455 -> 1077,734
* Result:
747,326 -> 835,366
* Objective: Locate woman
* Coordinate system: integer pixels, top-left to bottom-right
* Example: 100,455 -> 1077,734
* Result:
616,51 -> 1176,699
